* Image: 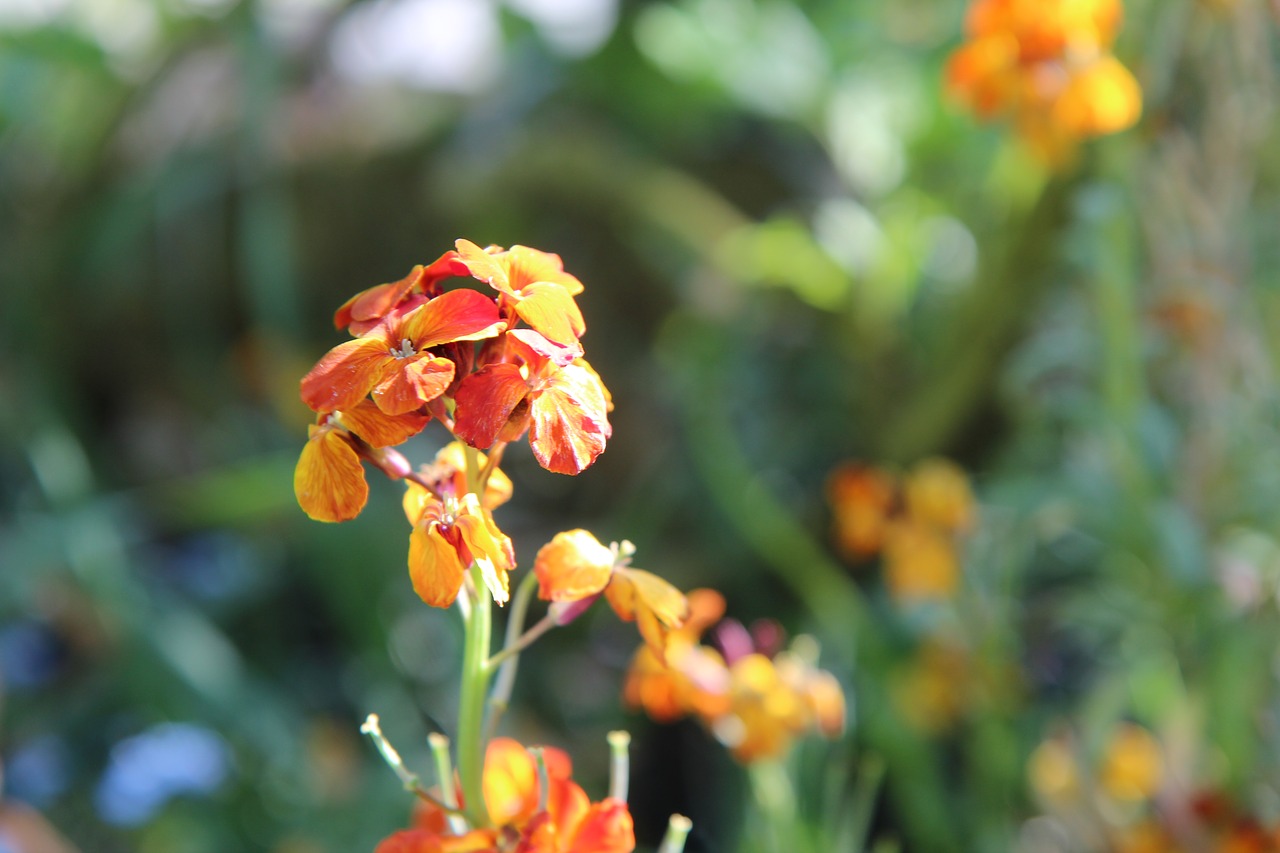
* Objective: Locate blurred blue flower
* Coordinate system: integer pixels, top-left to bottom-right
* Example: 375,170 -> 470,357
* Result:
5,735 -> 70,808
94,722 -> 230,826
0,620 -> 65,690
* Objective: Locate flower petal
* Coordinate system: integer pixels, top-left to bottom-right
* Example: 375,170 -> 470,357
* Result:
455,239 -> 510,294
505,244 -> 584,296
295,426 -> 368,522
300,330 -> 393,413
402,288 -> 507,350
408,523 -> 468,608
534,530 -> 614,602
513,283 -> 585,345
456,498 -> 514,606
336,399 -> 430,448
1052,54 -> 1141,138
605,568 -> 690,658
453,364 -> 530,450
335,265 -> 428,332
527,362 -> 611,475
566,799 -> 634,853
483,738 -> 539,827
373,355 -> 456,416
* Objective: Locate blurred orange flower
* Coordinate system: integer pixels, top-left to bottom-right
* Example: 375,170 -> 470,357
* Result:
945,0 -> 1141,162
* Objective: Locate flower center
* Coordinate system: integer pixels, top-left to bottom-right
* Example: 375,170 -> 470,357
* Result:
390,338 -> 416,359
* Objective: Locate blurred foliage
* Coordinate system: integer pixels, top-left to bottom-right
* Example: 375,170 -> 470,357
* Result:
3,0 -> 1280,851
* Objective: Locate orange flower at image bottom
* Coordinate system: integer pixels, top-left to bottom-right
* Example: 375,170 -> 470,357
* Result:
375,738 -> 634,853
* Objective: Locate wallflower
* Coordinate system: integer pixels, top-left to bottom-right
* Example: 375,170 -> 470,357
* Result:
945,0 -> 1141,163
376,738 -> 634,853
532,530 -> 689,658
826,464 -> 897,559
301,288 -> 506,415
1099,722 -> 1162,803
622,588 -> 845,764
407,492 -> 515,608
403,442 -> 514,516
882,519 -> 960,601
902,458 -> 975,534
295,401 -> 428,522
453,330 -> 612,475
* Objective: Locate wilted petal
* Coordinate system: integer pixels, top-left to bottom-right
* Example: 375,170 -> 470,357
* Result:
528,363 -> 611,475
453,364 -> 530,449
295,426 -> 368,522
605,568 -> 690,658
534,530 -> 614,602
402,288 -> 507,350
336,399 -> 430,448
373,355 -> 456,415
408,523 -> 468,608
300,331 -> 394,413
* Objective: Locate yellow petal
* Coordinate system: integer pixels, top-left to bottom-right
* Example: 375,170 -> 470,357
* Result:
534,529 -> 615,602
408,523 -> 467,608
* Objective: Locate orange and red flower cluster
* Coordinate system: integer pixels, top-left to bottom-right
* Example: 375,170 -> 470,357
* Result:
293,242 -> 612,609
620,588 -> 845,763
376,737 -> 633,853
826,458 -> 975,603
945,0 -> 1142,162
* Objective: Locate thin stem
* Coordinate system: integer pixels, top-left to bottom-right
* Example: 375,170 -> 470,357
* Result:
487,570 -> 540,736
749,760 -> 798,853
530,748 -> 550,813
359,715 -> 467,816
485,614 -> 556,672
657,815 -> 694,853
428,732 -> 469,835
477,441 -> 507,493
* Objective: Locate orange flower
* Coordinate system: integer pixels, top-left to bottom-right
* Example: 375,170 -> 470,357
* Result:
453,331 -> 612,475
623,589 -> 732,722
455,240 -> 586,346
381,738 -> 634,853
945,0 -> 1140,162
407,492 -> 515,607
301,288 -> 506,415
826,464 -> 897,559
334,251 -> 470,336
294,401 -> 429,522
533,530 -> 689,658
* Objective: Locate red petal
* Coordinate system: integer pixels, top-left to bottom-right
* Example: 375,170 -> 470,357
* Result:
567,799 -> 634,853
527,363 -> 611,475
453,364 -> 530,449
372,355 -> 456,416
335,399 -> 429,447
294,426 -> 369,522
334,267 -> 426,331
401,288 -> 507,350
300,331 -> 393,413
513,283 -> 585,345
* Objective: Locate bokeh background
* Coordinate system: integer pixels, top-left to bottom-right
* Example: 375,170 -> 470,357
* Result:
3,0 -> 1280,851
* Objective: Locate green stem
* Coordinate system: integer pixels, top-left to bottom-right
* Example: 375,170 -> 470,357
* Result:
658,815 -> 694,853
749,760 -> 798,853
457,570 -> 493,827
485,614 -> 556,672
456,443 -> 493,828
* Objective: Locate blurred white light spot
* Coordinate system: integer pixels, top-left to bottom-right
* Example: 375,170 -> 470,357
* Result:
505,0 -> 618,56
0,0 -> 69,28
814,198 -> 883,275
75,0 -> 159,62
330,0 -> 502,94
921,215 -> 977,287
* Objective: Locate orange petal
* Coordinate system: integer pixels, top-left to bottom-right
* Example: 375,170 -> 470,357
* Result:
372,355 -> 456,416
408,523 -> 468,608
455,239 -> 510,291
566,799 -> 634,853
528,362 -> 611,475
455,497 -> 514,605
483,738 -> 540,827
402,288 -> 507,350
335,265 -> 429,331
336,399 -> 430,448
534,530 -> 615,602
295,426 -> 368,522
453,364 -> 531,450
300,331 -> 394,413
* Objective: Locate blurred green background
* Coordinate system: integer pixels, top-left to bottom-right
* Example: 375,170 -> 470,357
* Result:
3,0 -> 1280,850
